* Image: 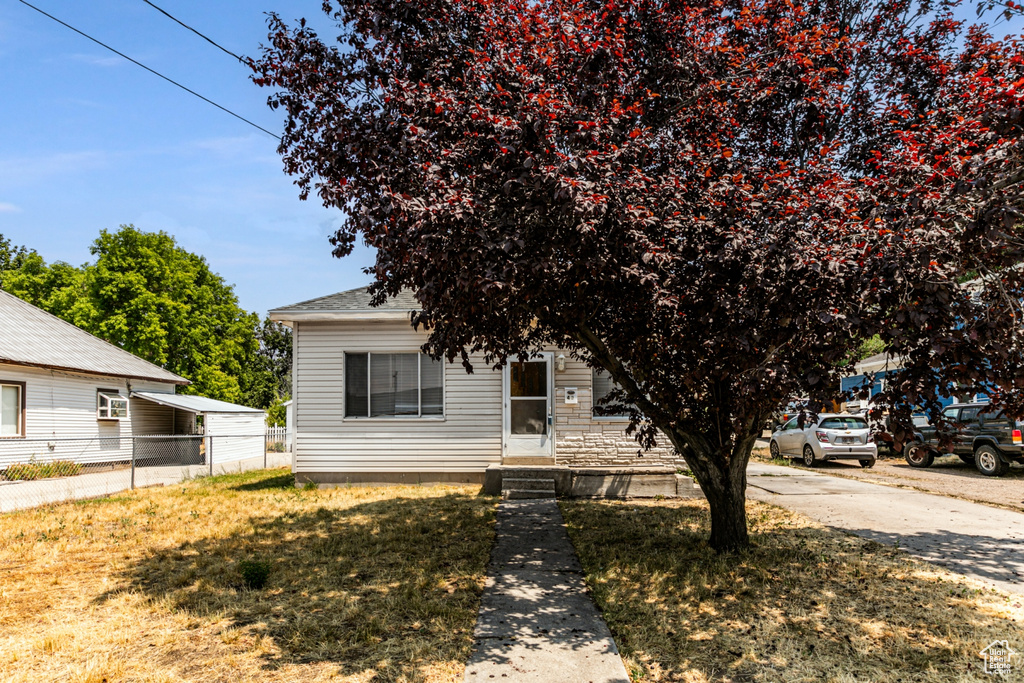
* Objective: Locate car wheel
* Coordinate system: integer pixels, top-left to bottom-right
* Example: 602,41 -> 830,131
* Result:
802,444 -> 817,467
957,454 -> 975,464
859,458 -> 876,468
769,440 -> 782,460
904,442 -> 934,468
974,445 -> 1010,477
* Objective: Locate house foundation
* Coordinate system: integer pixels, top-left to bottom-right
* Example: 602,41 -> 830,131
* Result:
483,465 -> 704,499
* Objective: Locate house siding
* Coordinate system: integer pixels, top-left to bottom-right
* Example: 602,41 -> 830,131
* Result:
0,363 -> 176,467
130,396 -> 176,435
292,320 -> 503,474
289,320 -> 682,474
552,356 -> 681,467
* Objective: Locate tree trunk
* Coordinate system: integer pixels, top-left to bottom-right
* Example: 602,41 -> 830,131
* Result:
703,474 -> 749,552
667,430 -> 756,553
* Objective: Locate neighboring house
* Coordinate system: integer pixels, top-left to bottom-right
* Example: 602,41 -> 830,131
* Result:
0,290 -> 264,467
840,352 -> 903,409
270,287 -> 682,486
841,352 -> 967,410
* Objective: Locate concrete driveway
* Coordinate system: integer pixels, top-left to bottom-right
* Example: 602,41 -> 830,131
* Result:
747,462 -> 1024,596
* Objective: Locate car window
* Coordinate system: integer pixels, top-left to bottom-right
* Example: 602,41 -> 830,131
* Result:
819,417 -> 868,429
980,409 -> 1010,428
942,407 -> 960,421
782,418 -> 799,431
959,407 -> 981,424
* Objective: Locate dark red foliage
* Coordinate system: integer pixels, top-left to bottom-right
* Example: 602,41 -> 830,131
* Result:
252,0 -> 1024,550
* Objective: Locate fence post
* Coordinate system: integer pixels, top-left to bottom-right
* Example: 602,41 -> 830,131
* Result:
131,438 -> 136,490
208,436 -> 213,477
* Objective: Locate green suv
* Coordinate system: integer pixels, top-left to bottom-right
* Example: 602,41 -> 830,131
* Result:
904,402 -> 1024,477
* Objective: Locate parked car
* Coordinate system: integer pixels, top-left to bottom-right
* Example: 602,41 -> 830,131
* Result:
903,402 -> 1024,476
769,414 -> 878,467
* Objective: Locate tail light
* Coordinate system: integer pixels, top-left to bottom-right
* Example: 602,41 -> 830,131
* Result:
1014,429 -> 1022,445
815,430 -> 830,443
867,434 -> 874,443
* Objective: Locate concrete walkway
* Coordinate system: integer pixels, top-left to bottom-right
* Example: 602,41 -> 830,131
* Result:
464,499 -> 630,683
747,462 -> 1024,595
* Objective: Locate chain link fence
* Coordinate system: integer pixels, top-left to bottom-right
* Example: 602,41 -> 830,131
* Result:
0,433 -> 291,513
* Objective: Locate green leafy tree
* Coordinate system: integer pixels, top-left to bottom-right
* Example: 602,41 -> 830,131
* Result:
0,253 -> 91,325
266,396 -> 289,428
0,233 -> 33,273
2,225 -> 270,405
256,317 -> 292,396
82,226 -> 262,403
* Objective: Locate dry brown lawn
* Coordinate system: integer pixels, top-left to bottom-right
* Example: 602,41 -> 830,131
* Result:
0,469 -> 497,683
561,497 -> 1024,682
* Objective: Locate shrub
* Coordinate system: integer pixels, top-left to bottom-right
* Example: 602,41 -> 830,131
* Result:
3,459 -> 83,481
237,559 -> 271,590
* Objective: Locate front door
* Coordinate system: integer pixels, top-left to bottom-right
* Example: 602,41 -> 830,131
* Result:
503,354 -> 554,459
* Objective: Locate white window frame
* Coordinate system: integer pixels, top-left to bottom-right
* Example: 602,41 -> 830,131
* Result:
97,389 -> 129,421
1,381 -> 25,438
591,368 -> 631,421
343,352 -> 446,420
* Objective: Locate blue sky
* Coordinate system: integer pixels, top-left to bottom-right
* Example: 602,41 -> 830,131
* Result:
0,1 -> 374,316
2,3 -> 1022,317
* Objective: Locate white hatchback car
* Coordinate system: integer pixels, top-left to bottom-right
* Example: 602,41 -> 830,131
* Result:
769,413 -> 877,468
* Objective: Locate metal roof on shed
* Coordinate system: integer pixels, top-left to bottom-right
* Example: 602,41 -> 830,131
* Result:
0,290 -> 188,384
270,286 -> 420,313
132,391 -> 263,414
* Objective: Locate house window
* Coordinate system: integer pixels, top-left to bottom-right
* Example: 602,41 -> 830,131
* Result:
592,369 -> 631,418
344,353 -> 444,418
1,382 -> 24,437
97,390 -> 129,420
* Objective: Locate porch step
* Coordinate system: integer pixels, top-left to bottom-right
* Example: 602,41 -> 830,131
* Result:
503,488 -> 556,500
503,477 -> 555,490
502,456 -> 557,466
501,476 -> 557,500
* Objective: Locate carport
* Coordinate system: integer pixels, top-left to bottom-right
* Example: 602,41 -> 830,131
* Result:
130,392 -> 266,465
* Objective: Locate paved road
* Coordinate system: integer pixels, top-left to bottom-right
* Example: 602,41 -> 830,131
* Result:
747,462 -> 1024,595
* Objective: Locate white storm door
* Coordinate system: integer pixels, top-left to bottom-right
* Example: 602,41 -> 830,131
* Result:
503,354 -> 554,458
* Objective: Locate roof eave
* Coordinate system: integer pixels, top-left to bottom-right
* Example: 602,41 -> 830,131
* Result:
268,309 -> 418,323
0,358 -> 190,385
130,391 -> 262,413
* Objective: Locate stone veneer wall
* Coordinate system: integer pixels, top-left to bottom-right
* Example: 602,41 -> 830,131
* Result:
552,382 -> 684,468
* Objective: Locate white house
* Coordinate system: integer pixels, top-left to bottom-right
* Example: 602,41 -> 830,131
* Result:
0,290 -> 264,469
270,287 -> 686,487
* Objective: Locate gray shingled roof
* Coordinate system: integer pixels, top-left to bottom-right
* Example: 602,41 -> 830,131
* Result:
0,290 -> 188,384
271,286 -> 420,313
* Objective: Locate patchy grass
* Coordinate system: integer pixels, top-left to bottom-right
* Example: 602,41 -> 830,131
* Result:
0,468 -> 497,682
561,498 -> 1024,682
2,459 -> 83,481
749,446 -> 793,468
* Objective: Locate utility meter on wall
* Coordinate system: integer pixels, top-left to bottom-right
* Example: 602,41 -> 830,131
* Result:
564,387 -> 578,405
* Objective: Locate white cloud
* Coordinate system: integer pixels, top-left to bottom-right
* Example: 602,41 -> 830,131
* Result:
0,150 -> 116,187
0,202 -> 21,213
66,53 -> 124,68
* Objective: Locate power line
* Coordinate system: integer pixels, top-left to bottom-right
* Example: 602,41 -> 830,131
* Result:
16,0 -> 280,140
139,0 -> 244,64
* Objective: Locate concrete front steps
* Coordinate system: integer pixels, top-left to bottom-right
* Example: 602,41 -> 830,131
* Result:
486,464 -> 705,499
501,471 -> 558,500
